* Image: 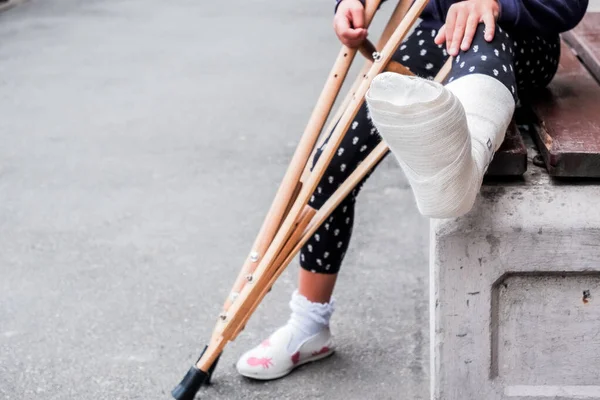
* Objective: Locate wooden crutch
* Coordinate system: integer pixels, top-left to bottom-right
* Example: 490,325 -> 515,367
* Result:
172,1 -> 430,399
204,0 -> 384,368
215,0 -> 384,329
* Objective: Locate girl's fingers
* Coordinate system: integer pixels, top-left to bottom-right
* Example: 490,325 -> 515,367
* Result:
434,24 -> 446,45
337,25 -> 366,48
444,8 -> 458,53
482,12 -> 496,41
460,14 -> 479,51
349,7 -> 365,29
334,14 -> 351,36
449,9 -> 468,56
357,29 -> 369,47
343,27 -> 366,41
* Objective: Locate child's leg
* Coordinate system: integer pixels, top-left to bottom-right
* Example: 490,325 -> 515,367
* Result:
298,24 -> 449,289
236,23 -> 448,380
511,32 -> 561,96
298,269 -> 338,303
366,23 -> 552,218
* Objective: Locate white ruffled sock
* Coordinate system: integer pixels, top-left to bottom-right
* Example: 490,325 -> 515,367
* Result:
365,72 -> 515,218
286,290 -> 334,352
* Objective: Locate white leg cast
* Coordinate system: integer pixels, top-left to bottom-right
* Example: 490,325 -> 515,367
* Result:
445,74 -> 515,172
365,72 -> 515,218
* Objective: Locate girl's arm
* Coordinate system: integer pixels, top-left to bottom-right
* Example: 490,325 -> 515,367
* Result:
336,0 -> 588,35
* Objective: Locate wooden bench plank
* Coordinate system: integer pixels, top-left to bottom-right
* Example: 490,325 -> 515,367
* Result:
486,121 -> 527,177
529,41 -> 600,177
563,12 -> 600,83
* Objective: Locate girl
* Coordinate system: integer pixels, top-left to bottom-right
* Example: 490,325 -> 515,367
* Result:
235,0 -> 588,380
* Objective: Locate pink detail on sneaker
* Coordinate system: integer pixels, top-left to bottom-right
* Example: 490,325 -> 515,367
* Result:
291,352 -> 300,365
247,357 -> 273,369
260,338 -> 271,348
311,346 -> 331,356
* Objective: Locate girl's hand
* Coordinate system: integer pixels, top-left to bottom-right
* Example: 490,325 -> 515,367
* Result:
434,0 -> 500,57
334,0 -> 368,48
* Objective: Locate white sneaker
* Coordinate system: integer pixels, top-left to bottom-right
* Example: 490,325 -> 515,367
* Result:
236,324 -> 335,380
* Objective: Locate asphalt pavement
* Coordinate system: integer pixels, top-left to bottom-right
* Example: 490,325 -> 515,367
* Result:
1,1 -> 598,399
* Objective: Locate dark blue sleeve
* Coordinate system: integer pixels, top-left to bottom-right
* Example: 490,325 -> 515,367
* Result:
335,0 -> 391,13
498,0 -> 589,34
335,0 -> 366,13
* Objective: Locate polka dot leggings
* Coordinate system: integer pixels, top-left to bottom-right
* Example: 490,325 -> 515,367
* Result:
300,21 -> 560,275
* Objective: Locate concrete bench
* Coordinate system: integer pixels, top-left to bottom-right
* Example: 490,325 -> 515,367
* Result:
430,13 -> 600,400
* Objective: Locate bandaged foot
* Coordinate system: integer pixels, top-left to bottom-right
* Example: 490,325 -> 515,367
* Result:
365,73 -> 515,218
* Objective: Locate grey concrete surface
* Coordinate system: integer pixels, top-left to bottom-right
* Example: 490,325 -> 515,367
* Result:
431,138 -> 600,399
0,1 -> 428,399
2,1 -> 599,400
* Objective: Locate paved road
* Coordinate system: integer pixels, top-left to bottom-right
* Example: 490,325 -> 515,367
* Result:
1,1 -> 599,400
0,1 -> 429,399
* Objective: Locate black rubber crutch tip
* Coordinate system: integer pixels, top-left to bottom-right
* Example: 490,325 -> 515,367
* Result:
171,365 -> 208,400
172,345 -> 222,399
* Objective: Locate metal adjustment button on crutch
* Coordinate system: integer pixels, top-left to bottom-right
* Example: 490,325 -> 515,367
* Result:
359,39 -> 383,63
249,251 -> 259,262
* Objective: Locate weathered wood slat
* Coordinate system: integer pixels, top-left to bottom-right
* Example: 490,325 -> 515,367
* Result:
529,41 -> 600,177
486,121 -> 527,177
563,12 -> 600,83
